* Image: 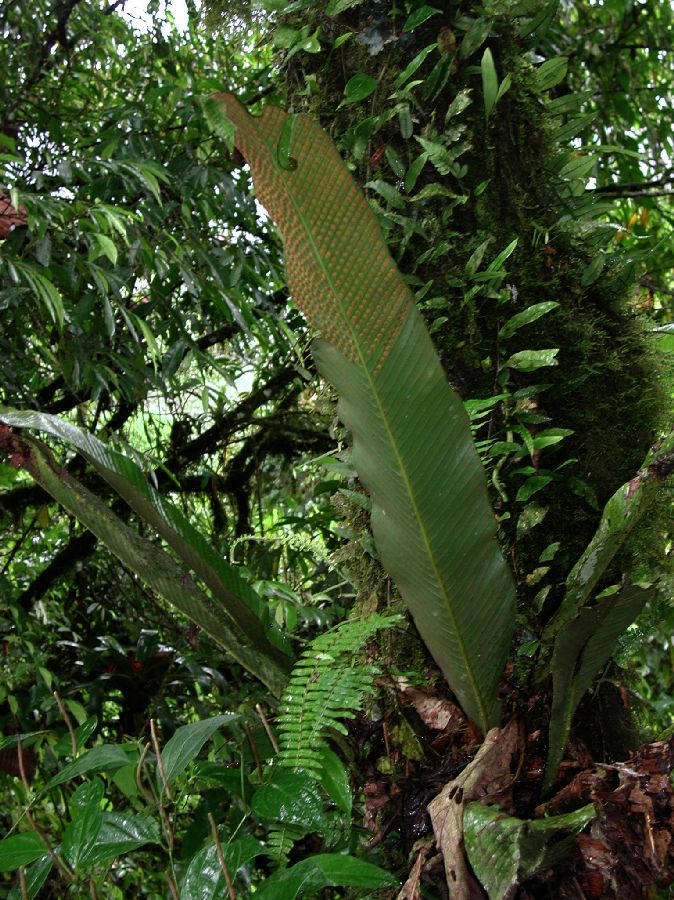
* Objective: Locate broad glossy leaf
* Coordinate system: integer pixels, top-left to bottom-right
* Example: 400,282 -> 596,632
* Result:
251,770 -> 326,829
69,779 -> 104,815
47,744 -> 135,789
256,854 -> 399,899
61,799 -> 103,869
159,714 -> 236,792
340,74 -> 377,106
7,855 -> 52,899
504,349 -> 559,371
180,836 -> 263,899
77,812 -> 160,866
216,95 -> 516,733
0,833 -> 46,872
464,801 -> 594,898
544,584 -> 651,792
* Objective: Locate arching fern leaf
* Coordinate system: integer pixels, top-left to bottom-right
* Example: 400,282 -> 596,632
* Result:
277,614 -> 401,774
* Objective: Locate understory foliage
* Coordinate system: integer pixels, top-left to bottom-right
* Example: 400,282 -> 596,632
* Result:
0,0 -> 673,898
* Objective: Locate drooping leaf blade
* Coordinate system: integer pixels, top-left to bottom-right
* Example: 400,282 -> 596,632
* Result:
0,834 -> 46,872
545,430 -> 674,638
0,431 -> 291,696
216,95 -> 516,732
159,714 -> 237,791
464,801 -> 594,897
0,413 -> 293,693
544,584 -> 652,793
255,854 -> 399,899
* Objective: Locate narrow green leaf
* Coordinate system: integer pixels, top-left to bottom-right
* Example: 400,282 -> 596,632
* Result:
394,43 -> 437,90
496,73 -> 512,103
546,89 -> 593,115
0,413 -> 293,694
0,834 -> 46,872
159,714 -> 236,791
445,88 -> 472,123
552,112 -> 596,145
499,301 -> 559,340
397,103 -> 413,139
89,233 -> 118,265
404,152 -> 428,192
487,237 -> 518,272
459,17 -> 491,58
316,747 -> 352,813
481,48 -> 498,118
46,744 -> 135,789
216,95 -> 516,732
516,475 -> 554,502
544,585 -> 651,792
202,95 -> 236,153
536,57 -> 568,92
403,5 -> 441,32
504,349 -> 559,371
277,115 -> 299,171
340,74 -> 377,107
11,261 -> 64,331
366,179 -> 406,209
581,254 -> 605,286
326,0 -> 363,15
545,431 -> 674,638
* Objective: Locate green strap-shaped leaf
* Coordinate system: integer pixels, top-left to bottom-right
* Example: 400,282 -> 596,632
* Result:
2,433 -> 290,696
545,430 -> 674,640
544,583 -> 652,793
0,410 -> 293,673
216,95 -> 516,732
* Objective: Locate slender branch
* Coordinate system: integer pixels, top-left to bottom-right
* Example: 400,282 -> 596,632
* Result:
53,690 -> 77,757
208,812 -> 236,900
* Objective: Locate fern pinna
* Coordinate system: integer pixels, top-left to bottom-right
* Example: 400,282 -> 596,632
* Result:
276,614 -> 401,775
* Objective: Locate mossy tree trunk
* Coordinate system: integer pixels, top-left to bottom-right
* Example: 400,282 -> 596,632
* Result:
222,1 -> 671,894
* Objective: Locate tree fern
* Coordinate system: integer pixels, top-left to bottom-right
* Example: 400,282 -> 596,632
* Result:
277,614 -> 401,775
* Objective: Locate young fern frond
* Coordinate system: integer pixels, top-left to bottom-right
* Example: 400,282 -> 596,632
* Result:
265,823 -> 307,865
277,614 -> 401,774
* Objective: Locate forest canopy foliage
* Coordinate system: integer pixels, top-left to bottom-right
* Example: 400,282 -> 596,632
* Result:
0,0 -> 673,897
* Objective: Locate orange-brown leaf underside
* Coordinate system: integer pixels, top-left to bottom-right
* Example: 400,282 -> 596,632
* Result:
215,95 -> 412,368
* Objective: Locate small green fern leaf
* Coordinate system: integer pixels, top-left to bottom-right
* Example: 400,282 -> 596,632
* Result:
265,823 -> 307,866
277,614 -> 401,774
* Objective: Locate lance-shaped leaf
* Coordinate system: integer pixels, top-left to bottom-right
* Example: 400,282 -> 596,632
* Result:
544,583 -> 652,793
215,94 -> 516,732
0,430 -> 291,696
0,409 -> 292,669
544,430 -> 674,640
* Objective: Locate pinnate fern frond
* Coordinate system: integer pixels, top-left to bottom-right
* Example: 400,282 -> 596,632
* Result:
265,823 -> 307,866
277,614 -> 400,774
